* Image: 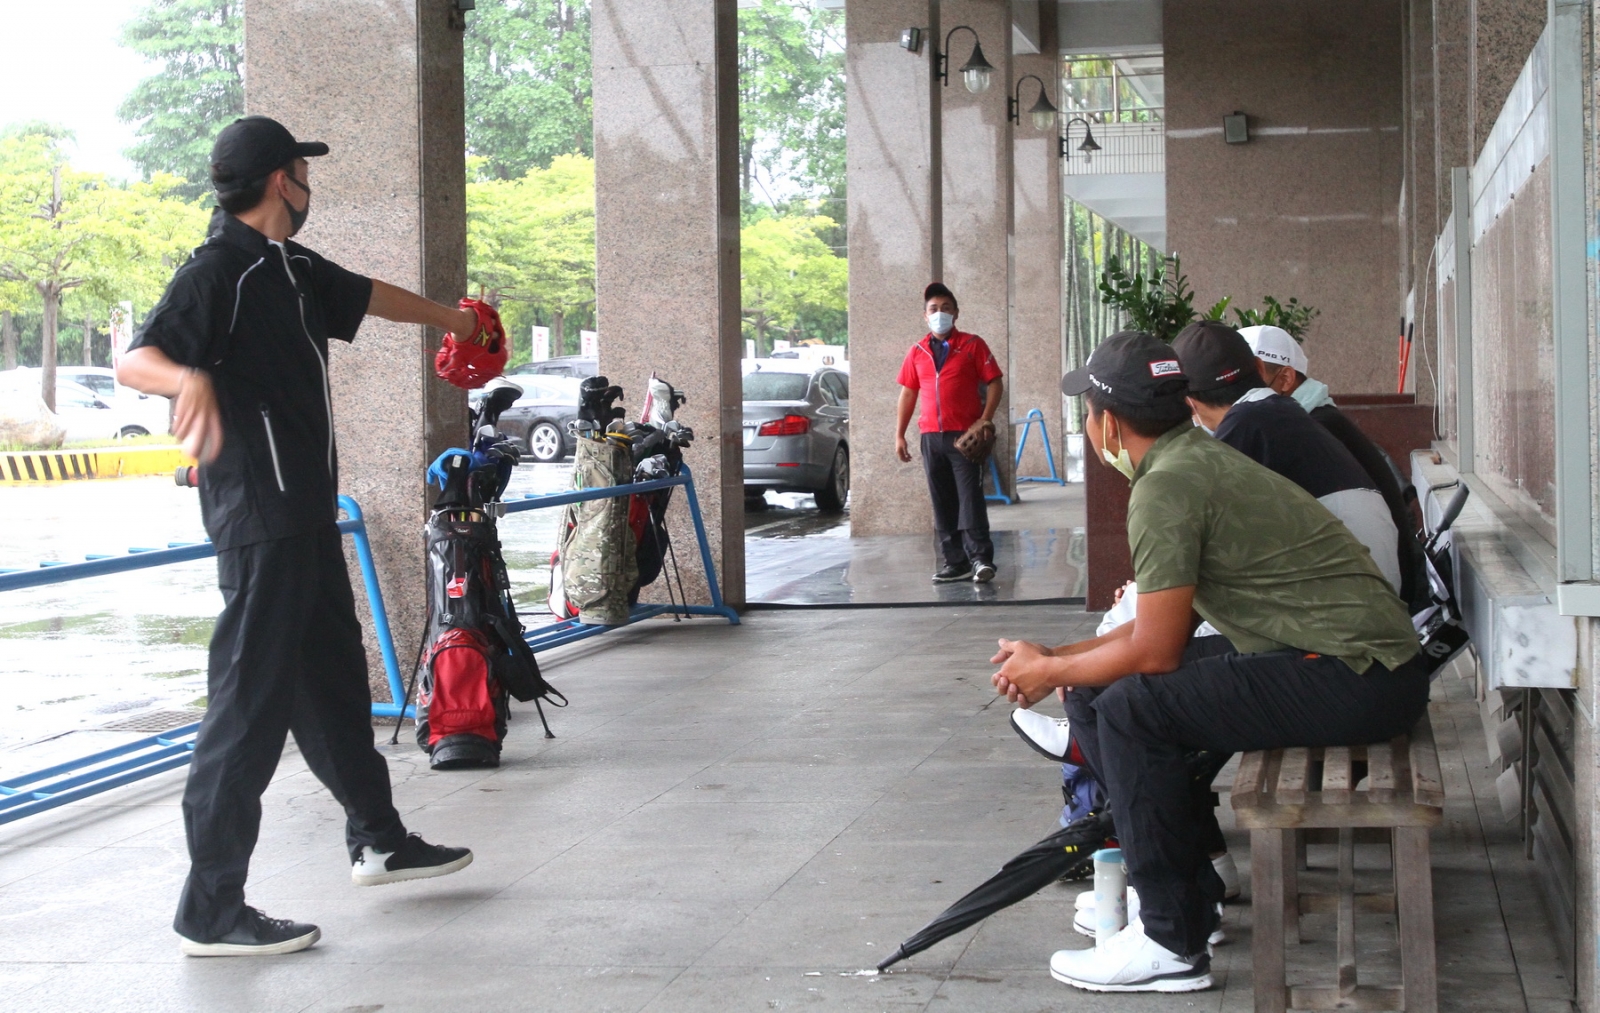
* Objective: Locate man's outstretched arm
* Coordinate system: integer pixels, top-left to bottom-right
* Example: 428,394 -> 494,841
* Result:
118,346 -> 224,464
991,584 -> 1196,705
367,279 -> 478,335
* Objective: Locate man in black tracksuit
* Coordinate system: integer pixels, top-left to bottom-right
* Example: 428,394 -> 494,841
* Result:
119,117 -> 482,957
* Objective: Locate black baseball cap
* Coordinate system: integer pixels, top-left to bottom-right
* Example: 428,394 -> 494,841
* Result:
1171,321 -> 1263,394
1060,330 -> 1189,406
209,116 -> 329,194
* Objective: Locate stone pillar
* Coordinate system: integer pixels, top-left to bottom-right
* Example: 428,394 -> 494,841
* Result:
1010,12 -> 1063,480
1406,0 -> 1438,404
1468,0 -> 1547,164
941,0 -> 1015,500
845,0 -> 937,538
245,0 -> 468,700
592,0 -> 744,605
1433,0 -> 1473,223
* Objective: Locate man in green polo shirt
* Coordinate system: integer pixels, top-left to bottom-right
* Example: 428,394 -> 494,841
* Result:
991,331 -> 1424,994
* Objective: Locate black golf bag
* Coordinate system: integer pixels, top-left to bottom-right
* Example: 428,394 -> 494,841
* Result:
399,382 -> 566,769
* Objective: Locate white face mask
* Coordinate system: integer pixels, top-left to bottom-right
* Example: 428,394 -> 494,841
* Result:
1291,377 -> 1333,412
1101,412 -> 1136,480
1192,415 -> 1215,437
927,312 -> 954,336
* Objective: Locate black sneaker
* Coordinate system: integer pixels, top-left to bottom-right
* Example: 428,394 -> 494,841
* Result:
351,833 -> 473,886
932,562 -> 974,583
179,906 -> 320,957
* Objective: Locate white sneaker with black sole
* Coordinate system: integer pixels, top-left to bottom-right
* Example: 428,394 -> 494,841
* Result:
352,833 -> 473,886
1050,919 -> 1213,993
1010,708 -> 1073,762
179,906 -> 320,957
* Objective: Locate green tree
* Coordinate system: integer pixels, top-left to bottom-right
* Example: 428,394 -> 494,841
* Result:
467,154 -> 596,356
0,129 -> 210,408
738,1 -> 846,210
465,1 -> 592,180
740,212 -> 847,354
116,0 -> 244,197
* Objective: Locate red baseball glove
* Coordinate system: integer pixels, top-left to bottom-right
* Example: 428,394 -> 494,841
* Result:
435,298 -> 509,389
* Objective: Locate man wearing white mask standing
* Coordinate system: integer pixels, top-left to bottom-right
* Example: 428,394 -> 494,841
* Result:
894,282 -> 1004,583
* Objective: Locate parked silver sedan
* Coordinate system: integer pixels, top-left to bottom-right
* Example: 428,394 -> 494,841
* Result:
742,361 -> 850,512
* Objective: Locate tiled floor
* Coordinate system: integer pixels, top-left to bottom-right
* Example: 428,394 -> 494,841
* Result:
0,606 -> 1571,1012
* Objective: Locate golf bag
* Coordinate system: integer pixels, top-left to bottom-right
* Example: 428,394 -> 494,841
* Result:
400,382 -> 566,769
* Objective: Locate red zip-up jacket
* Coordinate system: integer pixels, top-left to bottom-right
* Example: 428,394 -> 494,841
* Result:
896,329 -> 1003,434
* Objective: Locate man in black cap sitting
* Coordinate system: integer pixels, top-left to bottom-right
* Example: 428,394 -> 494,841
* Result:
118,116 -> 483,956
990,331 -> 1423,993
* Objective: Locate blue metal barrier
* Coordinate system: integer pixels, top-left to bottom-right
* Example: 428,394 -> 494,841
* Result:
503,462 -> 739,651
984,457 -> 1015,505
1013,409 -> 1066,486
0,466 -> 739,823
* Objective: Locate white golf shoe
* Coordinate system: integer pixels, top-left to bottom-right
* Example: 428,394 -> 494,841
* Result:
1050,920 -> 1213,993
1213,851 -> 1241,900
1009,708 -> 1073,762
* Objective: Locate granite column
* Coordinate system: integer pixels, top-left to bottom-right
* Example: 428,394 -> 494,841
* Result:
592,0 -> 744,605
940,0 -> 1015,502
1010,13 -> 1064,481
245,0 -> 469,700
845,0 -> 938,538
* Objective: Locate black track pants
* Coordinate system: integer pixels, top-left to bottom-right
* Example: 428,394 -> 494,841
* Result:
920,431 -> 993,567
1065,646 -> 1429,957
174,525 -> 406,942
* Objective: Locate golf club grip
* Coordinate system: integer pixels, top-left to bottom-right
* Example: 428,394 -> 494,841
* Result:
1437,484 -> 1470,534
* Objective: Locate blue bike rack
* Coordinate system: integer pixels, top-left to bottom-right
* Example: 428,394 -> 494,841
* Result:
984,457 -> 1015,505
503,462 -> 739,652
1013,409 -> 1066,486
0,496 -> 403,824
0,466 -> 739,824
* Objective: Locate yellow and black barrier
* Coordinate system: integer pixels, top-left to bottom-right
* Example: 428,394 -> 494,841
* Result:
0,445 -> 192,484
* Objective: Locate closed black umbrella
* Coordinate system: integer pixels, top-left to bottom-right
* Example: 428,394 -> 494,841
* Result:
877,811 -> 1111,972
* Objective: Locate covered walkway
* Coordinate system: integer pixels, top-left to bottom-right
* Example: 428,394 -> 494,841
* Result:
0,607 -> 1567,1012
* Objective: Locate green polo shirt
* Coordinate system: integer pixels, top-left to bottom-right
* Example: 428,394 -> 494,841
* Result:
1127,425 -> 1419,674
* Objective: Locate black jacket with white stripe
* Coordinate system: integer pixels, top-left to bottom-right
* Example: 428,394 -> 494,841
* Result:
130,211 -> 373,551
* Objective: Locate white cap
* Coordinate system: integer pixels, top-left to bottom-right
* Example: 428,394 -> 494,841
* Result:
1239,325 -> 1307,375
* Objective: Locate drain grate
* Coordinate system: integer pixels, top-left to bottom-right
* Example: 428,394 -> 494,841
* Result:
100,710 -> 204,733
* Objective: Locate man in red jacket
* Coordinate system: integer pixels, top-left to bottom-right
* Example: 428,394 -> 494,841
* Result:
894,282 -> 1005,583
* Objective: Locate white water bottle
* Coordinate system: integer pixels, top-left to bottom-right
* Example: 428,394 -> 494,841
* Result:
1093,848 -> 1127,945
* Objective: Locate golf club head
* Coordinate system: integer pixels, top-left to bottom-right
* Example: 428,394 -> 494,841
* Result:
477,380 -> 522,433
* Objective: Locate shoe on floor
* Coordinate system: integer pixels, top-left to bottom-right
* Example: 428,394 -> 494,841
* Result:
932,562 -> 974,583
352,833 -> 473,886
1011,709 -> 1074,762
972,561 -> 996,583
179,906 -> 320,957
1050,920 -> 1213,993
1213,852 -> 1241,900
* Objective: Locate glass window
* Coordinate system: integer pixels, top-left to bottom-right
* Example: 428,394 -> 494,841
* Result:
820,371 -> 849,403
742,371 -> 810,401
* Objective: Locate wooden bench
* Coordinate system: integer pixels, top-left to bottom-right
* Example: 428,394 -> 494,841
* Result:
1231,713 -> 1444,1013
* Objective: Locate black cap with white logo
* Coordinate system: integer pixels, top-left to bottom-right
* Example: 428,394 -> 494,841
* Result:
1170,321 -> 1261,395
1060,330 -> 1189,406
209,116 -> 329,194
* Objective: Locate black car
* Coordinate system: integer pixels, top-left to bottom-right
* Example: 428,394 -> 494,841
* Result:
496,375 -> 582,463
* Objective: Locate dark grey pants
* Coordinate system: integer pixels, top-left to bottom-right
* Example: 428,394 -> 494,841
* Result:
920,430 -> 993,567
174,525 -> 406,942
1065,646 -> 1429,956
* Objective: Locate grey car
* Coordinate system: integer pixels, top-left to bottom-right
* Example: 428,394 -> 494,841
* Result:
495,375 -> 582,463
742,363 -> 850,512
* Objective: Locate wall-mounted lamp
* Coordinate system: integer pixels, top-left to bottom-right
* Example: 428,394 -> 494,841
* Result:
1223,111 -> 1249,144
938,25 -> 995,94
900,27 -> 923,54
1060,115 -> 1101,163
1009,74 -> 1058,130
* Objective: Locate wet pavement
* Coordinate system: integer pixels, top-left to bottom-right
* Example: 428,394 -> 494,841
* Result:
744,483 -> 1086,606
0,465 -> 576,767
